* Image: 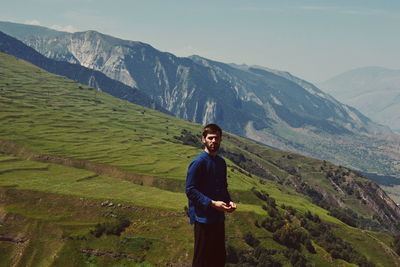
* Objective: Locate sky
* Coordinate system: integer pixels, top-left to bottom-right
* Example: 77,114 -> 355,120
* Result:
1,0 -> 399,83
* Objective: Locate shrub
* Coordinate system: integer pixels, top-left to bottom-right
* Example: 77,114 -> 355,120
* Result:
257,254 -> 282,267
91,217 -> 131,237
272,225 -> 309,250
243,232 -> 260,248
261,217 -> 285,232
394,235 -> 400,255
284,249 -> 310,267
328,208 -> 357,227
226,245 -> 239,263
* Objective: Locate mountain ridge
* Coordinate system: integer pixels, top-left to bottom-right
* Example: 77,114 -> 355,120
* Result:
1,20 -> 400,182
319,66 -> 400,134
0,30 -> 168,114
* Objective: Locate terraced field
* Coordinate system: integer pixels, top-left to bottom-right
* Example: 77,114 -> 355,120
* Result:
1,52 -> 400,266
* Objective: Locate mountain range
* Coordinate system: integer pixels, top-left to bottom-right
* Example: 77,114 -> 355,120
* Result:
319,66 -> 400,134
1,20 -> 400,183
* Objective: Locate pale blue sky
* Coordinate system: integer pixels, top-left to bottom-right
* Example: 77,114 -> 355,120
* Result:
1,0 -> 399,83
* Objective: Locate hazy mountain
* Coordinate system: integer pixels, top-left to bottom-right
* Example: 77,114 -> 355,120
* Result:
0,20 -> 66,39
0,31 -> 166,113
1,21 -> 400,179
319,66 -> 400,134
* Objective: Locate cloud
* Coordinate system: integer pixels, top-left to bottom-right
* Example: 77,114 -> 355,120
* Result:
23,19 -> 77,33
235,6 -> 281,12
299,6 -> 330,11
25,19 -> 42,26
339,8 -> 385,16
50,24 -> 78,33
298,5 -> 386,16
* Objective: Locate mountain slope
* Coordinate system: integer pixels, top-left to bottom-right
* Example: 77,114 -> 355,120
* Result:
1,21 -> 400,182
0,31 -> 166,113
1,52 -> 400,265
319,66 -> 400,134
0,20 -> 66,39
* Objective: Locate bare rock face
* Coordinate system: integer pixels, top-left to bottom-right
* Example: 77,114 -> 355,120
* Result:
352,179 -> 400,232
67,32 -> 138,88
20,30 -> 380,135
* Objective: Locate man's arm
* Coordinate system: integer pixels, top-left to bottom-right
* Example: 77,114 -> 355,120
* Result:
186,160 -> 212,208
186,159 -> 233,212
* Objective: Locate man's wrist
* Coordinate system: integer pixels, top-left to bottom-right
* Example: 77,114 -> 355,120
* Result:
210,200 -> 216,207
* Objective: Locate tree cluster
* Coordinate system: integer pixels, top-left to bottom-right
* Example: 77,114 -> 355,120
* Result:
90,217 -> 131,238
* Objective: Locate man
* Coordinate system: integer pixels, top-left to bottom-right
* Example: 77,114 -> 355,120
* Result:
186,123 -> 237,267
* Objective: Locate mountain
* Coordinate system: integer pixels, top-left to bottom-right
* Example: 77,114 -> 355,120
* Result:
319,66 -> 400,134
0,20 -> 66,39
1,21 -> 400,182
0,30 -> 166,113
1,51 -> 400,266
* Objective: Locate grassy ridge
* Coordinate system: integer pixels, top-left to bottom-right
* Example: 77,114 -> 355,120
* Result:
0,155 -> 265,214
1,52 -> 399,266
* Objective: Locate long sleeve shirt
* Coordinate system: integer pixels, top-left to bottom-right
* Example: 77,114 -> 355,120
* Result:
185,151 -> 232,224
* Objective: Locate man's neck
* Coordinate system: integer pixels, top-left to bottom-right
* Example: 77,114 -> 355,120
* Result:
204,148 -> 217,157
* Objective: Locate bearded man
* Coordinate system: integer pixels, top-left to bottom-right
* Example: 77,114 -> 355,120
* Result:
185,123 -> 237,267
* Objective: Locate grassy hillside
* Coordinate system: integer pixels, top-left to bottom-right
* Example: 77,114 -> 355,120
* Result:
1,52 -> 400,266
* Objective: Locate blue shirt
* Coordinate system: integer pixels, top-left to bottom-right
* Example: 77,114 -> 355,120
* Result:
185,151 -> 232,224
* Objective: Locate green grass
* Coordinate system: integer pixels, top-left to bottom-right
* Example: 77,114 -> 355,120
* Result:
0,187 -> 194,266
333,227 -> 400,267
0,53 -> 388,220
0,156 -> 267,215
1,52 -> 399,266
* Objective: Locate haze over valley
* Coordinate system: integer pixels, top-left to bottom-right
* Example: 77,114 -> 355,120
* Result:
1,1 -> 400,265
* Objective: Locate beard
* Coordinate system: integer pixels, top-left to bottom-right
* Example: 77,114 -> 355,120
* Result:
205,142 -> 220,152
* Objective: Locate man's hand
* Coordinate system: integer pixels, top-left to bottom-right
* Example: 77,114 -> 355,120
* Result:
211,200 -> 237,212
226,201 -> 237,213
211,200 -> 231,212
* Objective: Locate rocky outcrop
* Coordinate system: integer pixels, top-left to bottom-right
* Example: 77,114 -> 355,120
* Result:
350,178 -> 400,232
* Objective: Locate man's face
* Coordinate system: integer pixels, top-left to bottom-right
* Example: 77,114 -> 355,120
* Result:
202,133 -> 221,153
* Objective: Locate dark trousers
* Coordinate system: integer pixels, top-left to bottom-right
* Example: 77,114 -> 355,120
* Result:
192,221 -> 226,267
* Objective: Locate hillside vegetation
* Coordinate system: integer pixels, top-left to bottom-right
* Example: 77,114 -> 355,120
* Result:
1,52 -> 400,266
2,21 -> 400,181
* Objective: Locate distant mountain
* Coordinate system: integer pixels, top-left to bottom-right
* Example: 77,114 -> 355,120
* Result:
0,20 -> 66,39
0,31 -> 166,113
1,21 -> 400,179
319,66 -> 400,134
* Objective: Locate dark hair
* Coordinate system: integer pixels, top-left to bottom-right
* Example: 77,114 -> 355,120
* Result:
202,123 -> 222,138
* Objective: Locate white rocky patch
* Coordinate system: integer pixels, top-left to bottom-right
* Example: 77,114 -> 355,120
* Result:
88,75 -> 101,90
154,57 -> 170,89
67,36 -> 137,88
192,101 -> 199,122
210,69 -> 218,83
343,105 -> 362,124
202,100 -> 217,125
242,92 -> 263,105
270,95 -> 282,105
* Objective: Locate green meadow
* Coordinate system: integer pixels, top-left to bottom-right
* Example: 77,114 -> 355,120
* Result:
1,52 -> 399,266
